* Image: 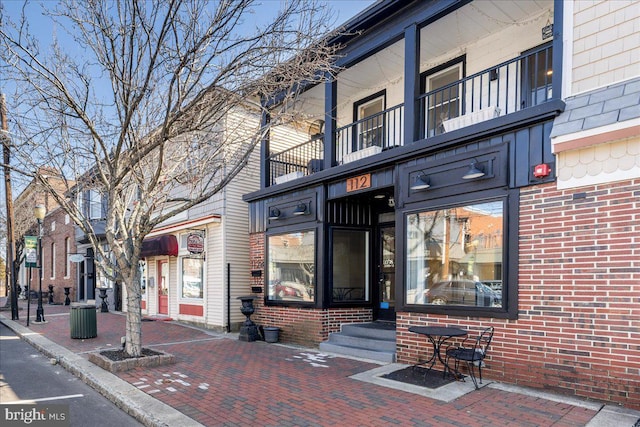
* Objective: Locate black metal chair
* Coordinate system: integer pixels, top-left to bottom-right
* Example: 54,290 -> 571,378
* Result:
445,326 -> 494,389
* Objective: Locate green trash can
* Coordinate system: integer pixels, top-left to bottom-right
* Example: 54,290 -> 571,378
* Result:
70,303 -> 97,339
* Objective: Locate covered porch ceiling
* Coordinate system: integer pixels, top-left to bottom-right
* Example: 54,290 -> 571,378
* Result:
292,0 -> 553,121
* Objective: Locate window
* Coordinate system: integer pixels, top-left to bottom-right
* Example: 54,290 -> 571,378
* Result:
139,261 -> 147,295
331,229 -> 369,302
267,230 -> 315,302
64,237 -> 70,278
354,91 -> 385,149
181,257 -> 203,299
423,61 -> 463,137
89,190 -> 102,219
76,191 -> 84,213
406,200 -> 503,309
50,243 -> 56,279
522,43 -> 553,108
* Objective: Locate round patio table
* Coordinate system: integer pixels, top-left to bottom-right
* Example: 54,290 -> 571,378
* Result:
408,325 -> 467,378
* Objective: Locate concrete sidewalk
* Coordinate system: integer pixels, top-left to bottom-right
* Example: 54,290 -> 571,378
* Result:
1,299 -> 638,427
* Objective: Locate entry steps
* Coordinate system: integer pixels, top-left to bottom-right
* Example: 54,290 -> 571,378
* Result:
319,322 -> 396,363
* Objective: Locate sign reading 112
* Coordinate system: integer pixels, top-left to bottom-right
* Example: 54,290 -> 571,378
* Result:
346,173 -> 371,192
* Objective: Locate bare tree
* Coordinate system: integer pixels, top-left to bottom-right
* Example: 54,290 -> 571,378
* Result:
0,0 -> 340,356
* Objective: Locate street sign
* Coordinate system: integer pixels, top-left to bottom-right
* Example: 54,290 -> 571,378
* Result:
25,236 -> 38,268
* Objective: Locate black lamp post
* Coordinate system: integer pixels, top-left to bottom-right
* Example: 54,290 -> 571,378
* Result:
34,204 -> 46,324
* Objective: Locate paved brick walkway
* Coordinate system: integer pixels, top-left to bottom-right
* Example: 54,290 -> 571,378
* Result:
3,300 -> 601,426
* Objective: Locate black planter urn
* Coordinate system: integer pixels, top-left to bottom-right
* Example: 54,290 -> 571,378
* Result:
237,296 -> 259,342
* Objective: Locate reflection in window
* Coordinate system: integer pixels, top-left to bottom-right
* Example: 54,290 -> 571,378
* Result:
406,201 -> 503,308
332,229 -> 369,302
424,64 -> 462,137
357,95 -> 385,149
268,231 -> 315,302
182,257 -> 203,299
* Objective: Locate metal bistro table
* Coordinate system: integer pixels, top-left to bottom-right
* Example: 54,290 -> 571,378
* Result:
408,325 -> 467,378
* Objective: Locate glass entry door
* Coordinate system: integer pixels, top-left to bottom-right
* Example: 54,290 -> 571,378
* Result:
376,226 -> 395,321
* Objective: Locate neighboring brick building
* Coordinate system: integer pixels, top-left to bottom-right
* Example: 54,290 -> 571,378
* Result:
15,169 -> 77,305
37,207 -> 78,304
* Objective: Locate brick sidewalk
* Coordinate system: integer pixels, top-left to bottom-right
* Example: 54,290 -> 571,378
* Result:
2,299 -> 600,426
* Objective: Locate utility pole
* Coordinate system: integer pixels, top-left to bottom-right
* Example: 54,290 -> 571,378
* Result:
1,94 -> 19,320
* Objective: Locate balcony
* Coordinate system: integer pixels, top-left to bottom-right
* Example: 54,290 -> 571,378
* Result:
263,0 -> 556,187
267,44 -> 554,186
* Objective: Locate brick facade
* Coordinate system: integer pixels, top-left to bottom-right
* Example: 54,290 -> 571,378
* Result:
396,179 -> 640,409
35,208 -> 78,304
249,179 -> 639,408
249,233 -> 372,347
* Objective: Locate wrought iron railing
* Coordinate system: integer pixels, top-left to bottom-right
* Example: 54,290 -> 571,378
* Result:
335,103 -> 404,164
268,136 -> 324,186
418,44 -> 553,138
268,45 -> 553,186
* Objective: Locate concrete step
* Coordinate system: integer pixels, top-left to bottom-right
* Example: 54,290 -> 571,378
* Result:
319,341 -> 396,363
326,332 -> 396,352
319,322 -> 397,363
341,322 -> 396,340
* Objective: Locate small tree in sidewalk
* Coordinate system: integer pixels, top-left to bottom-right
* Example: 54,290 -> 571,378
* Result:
0,0 -> 340,356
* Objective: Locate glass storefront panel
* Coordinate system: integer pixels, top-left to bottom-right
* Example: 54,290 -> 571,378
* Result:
181,257 -> 203,299
267,230 -> 315,302
332,229 -> 369,302
406,200 -> 503,307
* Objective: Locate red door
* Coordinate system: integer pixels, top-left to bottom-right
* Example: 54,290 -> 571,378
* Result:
158,260 -> 169,315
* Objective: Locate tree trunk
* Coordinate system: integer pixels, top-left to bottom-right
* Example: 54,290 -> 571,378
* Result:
124,282 -> 142,357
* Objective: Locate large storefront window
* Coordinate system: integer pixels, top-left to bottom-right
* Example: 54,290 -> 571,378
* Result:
331,229 -> 369,302
406,200 -> 503,308
181,257 -> 203,299
267,230 -> 315,302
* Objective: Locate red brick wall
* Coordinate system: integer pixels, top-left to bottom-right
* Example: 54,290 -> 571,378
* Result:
249,233 -> 372,346
397,179 -> 640,409
35,208 -> 78,304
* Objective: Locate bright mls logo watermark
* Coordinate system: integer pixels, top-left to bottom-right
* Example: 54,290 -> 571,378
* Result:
1,405 -> 69,426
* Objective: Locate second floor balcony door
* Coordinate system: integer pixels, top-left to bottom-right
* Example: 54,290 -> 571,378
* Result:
424,64 -> 462,137
355,91 -> 385,150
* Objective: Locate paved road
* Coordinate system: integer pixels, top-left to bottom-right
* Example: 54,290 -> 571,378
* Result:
0,322 -> 142,426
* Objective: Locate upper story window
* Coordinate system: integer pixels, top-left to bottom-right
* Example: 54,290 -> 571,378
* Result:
267,230 -> 315,303
406,200 -> 504,312
89,190 -> 103,219
354,90 -> 386,150
522,43 -> 553,108
422,57 -> 464,137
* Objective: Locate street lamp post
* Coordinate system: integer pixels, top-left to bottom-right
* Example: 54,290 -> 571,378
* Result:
34,204 -> 46,324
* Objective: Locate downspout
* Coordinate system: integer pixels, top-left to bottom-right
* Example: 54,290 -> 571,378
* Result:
226,262 -> 231,333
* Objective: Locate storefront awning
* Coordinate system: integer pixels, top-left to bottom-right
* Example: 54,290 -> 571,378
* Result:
141,235 -> 178,258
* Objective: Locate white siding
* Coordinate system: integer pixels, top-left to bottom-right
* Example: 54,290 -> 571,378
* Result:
572,0 -> 639,94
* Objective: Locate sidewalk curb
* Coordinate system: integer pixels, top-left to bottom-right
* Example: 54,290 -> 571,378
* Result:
0,315 -> 204,427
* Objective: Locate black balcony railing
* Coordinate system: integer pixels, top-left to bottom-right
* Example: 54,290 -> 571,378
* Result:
268,45 -> 553,186
419,44 -> 553,138
268,135 -> 324,186
335,103 -> 404,164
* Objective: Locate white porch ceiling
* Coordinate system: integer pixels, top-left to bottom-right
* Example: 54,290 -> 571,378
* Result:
292,0 -> 553,121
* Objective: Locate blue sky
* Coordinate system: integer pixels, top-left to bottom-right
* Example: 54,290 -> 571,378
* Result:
0,0 -> 375,203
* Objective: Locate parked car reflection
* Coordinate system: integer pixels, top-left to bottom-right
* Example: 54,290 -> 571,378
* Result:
270,280 -> 313,301
424,279 -> 501,307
